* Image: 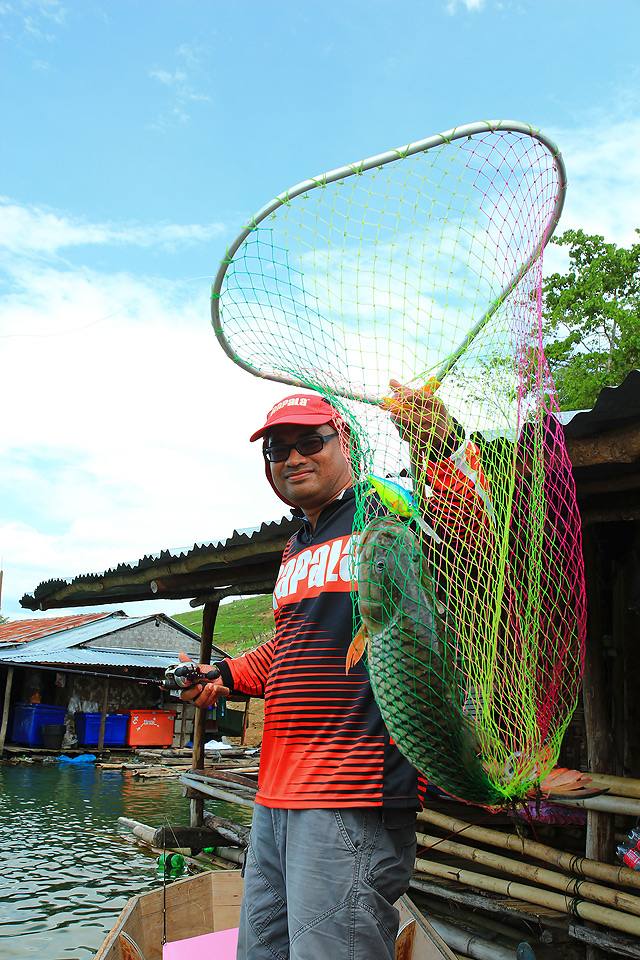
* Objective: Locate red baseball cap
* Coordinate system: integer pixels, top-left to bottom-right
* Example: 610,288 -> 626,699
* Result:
251,392 -> 347,507
249,393 -> 341,442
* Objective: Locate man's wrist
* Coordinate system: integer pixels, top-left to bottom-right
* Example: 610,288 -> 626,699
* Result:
217,660 -> 235,693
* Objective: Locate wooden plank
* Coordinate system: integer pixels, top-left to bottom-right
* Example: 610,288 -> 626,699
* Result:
397,895 -> 458,960
409,877 -> 567,928
0,666 -> 14,754
569,921 -> 640,959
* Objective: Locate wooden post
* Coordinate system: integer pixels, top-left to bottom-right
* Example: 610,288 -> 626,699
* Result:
97,677 -> 109,752
582,529 -> 615,960
190,599 -> 219,827
624,525 -> 640,780
0,666 -> 14,754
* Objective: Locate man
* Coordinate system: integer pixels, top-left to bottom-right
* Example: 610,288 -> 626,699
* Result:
181,383 -> 466,960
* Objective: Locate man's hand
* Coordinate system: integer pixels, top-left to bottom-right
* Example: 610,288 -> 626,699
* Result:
381,378 -> 455,454
177,651 -> 230,710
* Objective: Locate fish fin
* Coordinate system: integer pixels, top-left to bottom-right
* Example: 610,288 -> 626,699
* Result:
415,515 -> 442,544
536,767 -> 596,796
345,627 -> 368,673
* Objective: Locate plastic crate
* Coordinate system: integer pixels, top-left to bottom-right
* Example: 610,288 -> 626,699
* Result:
128,710 -> 176,747
10,703 -> 66,746
75,712 -> 129,747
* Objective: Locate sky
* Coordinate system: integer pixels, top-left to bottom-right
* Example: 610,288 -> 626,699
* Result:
1,0 -> 639,620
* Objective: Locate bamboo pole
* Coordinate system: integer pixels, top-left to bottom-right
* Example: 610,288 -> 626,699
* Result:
414,858 -> 640,938
417,809 -> 640,891
550,793 -> 640,816
417,831 -> 640,917
588,773 -> 640,800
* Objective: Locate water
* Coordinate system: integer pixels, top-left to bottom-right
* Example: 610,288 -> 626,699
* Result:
0,763 -> 250,960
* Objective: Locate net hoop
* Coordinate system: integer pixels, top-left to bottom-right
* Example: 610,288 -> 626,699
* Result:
211,119 -> 566,401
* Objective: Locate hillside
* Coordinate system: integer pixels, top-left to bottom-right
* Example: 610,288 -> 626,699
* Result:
174,594 -> 274,656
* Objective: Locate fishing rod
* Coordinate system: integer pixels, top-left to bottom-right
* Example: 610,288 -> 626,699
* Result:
2,659 -> 221,691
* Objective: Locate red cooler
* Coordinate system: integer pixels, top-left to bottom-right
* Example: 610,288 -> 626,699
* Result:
128,709 -> 176,747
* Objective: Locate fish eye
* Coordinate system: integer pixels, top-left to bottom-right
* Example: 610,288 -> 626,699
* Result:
375,559 -> 385,572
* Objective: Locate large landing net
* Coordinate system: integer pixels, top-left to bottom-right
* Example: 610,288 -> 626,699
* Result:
213,121 -> 586,806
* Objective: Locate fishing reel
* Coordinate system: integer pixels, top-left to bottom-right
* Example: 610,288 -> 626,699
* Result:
162,662 -> 221,691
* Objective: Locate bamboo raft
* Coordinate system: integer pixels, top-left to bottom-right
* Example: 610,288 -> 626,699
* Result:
176,763 -> 640,958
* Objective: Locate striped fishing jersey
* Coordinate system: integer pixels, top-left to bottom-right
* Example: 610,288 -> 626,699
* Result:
217,488 -> 427,809
217,446 -> 488,809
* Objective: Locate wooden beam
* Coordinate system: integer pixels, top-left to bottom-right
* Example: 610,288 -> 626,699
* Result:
189,582 -> 275,608
582,505 -> 640,526
190,600 -> 219,828
97,677 -> 109,752
0,666 -> 14,754
149,560 -> 281,600
567,422 -> 640,468
569,921 -> 640,959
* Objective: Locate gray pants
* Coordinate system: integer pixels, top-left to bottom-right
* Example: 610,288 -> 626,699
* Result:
237,805 -> 417,960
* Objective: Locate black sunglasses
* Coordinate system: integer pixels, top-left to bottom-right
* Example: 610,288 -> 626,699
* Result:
263,432 -> 339,463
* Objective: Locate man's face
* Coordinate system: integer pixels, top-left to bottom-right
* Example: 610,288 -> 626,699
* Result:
266,423 -> 352,511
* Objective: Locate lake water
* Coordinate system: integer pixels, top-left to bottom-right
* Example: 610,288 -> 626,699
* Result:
0,763 -> 249,960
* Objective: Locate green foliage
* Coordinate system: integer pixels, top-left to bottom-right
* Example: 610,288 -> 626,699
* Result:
543,229 -> 640,410
174,594 -> 274,656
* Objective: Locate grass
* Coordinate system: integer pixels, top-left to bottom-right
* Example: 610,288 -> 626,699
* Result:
174,594 -> 275,656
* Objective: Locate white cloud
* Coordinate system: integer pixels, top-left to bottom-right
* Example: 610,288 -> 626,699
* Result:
0,202 -> 289,617
547,114 -> 640,248
445,0 -> 486,13
0,0 -> 66,43
148,44 -> 212,130
0,197 -> 224,256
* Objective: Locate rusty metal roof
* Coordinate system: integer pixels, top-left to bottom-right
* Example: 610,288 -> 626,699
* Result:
0,612 -> 111,644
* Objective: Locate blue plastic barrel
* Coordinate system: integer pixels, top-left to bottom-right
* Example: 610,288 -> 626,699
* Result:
10,703 -> 66,746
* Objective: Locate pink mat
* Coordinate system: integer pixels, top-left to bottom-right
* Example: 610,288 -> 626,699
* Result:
162,926 -> 238,959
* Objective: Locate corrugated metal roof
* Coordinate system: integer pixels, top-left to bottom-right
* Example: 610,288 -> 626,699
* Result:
21,515 -> 295,611
0,612 -> 228,670
561,369 -> 640,440
0,613 -> 111,645
0,647 -> 184,669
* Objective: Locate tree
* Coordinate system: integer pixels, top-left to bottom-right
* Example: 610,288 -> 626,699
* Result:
543,229 -> 640,410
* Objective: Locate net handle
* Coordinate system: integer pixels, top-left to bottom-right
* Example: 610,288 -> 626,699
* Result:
211,119 -> 567,403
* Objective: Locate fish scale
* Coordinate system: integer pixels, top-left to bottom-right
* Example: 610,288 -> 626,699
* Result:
358,516 -> 504,807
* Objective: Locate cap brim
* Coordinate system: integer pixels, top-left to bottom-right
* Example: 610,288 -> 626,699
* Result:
249,411 -> 334,442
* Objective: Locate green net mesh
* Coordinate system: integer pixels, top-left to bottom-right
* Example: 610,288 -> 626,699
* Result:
213,123 -> 586,807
